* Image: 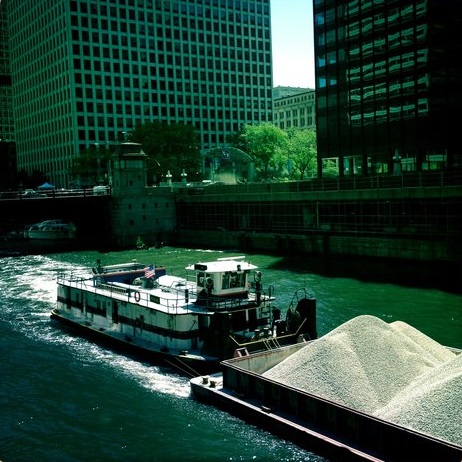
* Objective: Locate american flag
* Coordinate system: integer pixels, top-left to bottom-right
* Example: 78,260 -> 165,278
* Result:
144,265 -> 156,279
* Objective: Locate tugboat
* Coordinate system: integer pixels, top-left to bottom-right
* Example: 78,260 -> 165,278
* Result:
51,256 -> 317,375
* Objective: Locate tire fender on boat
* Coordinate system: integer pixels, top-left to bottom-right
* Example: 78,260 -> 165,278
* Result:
134,291 -> 141,302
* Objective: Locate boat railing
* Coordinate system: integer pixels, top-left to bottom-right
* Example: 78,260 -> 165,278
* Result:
56,271 -> 94,286
196,296 -> 253,311
57,270 -> 273,313
135,284 -> 265,314
150,281 -> 273,312
57,274 -> 153,304
101,283 -> 129,297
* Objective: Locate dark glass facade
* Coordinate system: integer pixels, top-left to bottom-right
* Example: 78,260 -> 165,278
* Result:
314,0 -> 462,177
0,0 -> 14,143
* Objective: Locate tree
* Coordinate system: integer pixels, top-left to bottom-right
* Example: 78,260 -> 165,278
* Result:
15,168 -> 47,190
282,128 -> 317,180
322,159 -> 340,178
0,141 -> 18,190
69,146 -> 111,187
239,123 -> 288,180
128,121 -> 201,184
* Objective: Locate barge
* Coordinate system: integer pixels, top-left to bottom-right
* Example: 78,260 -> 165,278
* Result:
190,316 -> 462,462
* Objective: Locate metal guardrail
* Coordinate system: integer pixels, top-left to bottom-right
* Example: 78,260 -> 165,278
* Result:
0,187 -> 111,200
182,171 -> 462,196
174,171 -> 462,239
2,172 -> 460,200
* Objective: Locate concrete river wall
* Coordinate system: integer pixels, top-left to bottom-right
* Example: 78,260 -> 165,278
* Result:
172,172 -> 462,263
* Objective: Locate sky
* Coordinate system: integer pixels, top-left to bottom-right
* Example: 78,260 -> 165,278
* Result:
0,0 -> 315,89
271,0 -> 315,89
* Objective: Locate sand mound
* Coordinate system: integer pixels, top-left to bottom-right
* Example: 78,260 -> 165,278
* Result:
263,315 -> 460,446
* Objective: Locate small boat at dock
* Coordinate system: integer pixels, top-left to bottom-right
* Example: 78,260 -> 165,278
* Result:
51,255 -> 317,375
25,219 -> 77,240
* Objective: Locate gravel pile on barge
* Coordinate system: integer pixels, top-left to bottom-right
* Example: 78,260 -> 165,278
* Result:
263,315 -> 461,446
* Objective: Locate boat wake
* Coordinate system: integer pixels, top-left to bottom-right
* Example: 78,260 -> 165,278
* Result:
0,254 -> 190,398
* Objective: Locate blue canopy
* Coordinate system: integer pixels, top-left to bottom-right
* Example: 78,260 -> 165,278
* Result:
37,182 -> 55,190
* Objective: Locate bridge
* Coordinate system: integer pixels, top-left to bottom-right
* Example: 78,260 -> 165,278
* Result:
0,189 -> 112,250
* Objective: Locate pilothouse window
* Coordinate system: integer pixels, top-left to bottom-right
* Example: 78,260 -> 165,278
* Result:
222,271 -> 245,289
197,272 -> 213,289
222,273 -> 230,289
197,271 -> 205,288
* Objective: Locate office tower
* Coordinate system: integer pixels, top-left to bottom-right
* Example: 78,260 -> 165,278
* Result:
5,0 -> 273,187
314,0 -> 462,176
0,0 -> 13,143
0,0 -> 17,191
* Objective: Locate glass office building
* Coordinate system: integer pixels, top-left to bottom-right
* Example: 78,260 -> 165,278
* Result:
5,0 -> 273,187
314,0 -> 462,177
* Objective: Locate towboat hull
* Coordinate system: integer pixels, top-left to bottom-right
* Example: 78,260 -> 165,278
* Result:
51,308 -> 218,375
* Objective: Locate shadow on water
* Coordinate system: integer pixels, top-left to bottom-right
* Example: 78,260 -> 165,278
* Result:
0,237 -> 90,257
265,253 -> 462,295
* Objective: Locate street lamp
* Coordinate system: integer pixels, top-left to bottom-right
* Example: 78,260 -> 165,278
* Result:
166,170 -> 172,186
95,143 -> 105,185
181,169 -> 187,186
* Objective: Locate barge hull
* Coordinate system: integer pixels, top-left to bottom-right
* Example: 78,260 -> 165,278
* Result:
190,375 -> 383,462
190,345 -> 462,462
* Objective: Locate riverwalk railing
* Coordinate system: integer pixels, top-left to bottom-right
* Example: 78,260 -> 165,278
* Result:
175,171 -> 462,239
183,171 -> 462,196
0,186 -> 111,200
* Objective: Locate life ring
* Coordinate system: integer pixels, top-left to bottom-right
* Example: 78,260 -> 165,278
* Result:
134,291 -> 141,302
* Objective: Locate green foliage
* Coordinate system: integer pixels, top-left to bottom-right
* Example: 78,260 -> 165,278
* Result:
0,142 -> 19,190
239,123 -> 288,180
70,147 -> 111,186
231,123 -> 318,181
128,121 -> 201,184
322,159 -> 340,178
16,169 -> 47,189
284,128 -> 317,180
